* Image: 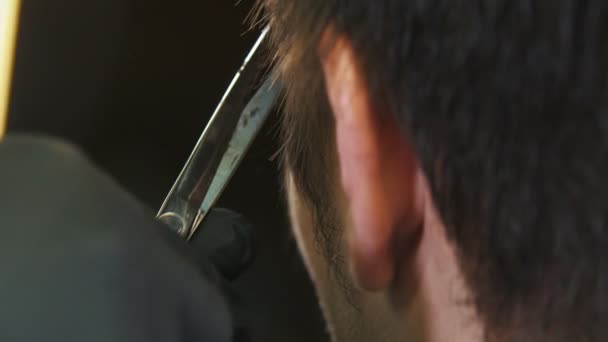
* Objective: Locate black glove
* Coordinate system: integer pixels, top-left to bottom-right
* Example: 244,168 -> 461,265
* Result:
0,135 -> 253,342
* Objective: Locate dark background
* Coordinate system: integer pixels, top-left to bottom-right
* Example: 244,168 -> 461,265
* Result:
7,1 -> 328,341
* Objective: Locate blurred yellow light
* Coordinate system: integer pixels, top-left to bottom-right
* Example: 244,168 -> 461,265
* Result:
0,0 -> 21,138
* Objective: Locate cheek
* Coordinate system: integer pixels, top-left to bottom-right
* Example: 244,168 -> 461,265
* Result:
284,173 -> 350,310
285,173 -> 327,286
285,173 -> 358,341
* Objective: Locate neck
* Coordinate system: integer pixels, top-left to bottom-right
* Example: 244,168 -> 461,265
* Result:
414,203 -> 483,342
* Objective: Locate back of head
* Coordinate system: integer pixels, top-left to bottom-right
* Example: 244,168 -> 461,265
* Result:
262,1 -> 608,341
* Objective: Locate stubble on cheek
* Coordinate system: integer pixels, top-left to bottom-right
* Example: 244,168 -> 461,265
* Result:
284,172 -> 362,340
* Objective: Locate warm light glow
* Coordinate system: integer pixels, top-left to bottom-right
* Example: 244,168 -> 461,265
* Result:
0,0 -> 21,137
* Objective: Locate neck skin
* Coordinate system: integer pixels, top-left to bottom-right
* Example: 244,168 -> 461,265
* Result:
407,190 -> 483,342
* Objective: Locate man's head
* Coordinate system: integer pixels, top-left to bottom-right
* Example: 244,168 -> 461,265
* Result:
257,1 -> 608,341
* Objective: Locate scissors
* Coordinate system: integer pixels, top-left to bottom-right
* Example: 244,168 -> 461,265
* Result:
157,26 -> 282,240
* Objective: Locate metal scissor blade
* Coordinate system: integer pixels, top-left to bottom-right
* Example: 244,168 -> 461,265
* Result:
189,77 -> 280,238
157,26 -> 280,239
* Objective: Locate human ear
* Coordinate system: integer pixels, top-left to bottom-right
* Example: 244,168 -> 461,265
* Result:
319,34 -> 424,291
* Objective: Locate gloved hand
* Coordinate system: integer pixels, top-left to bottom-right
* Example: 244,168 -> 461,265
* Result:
0,135 -> 253,342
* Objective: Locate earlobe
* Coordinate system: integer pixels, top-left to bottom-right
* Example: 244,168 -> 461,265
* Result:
319,34 -> 424,292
